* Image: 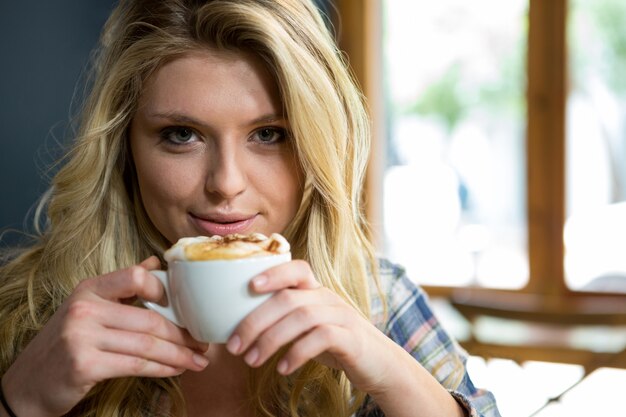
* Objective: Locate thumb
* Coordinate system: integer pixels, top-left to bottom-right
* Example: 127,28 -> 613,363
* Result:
139,255 -> 162,270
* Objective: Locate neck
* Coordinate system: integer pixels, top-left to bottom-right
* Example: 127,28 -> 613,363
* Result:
181,344 -> 253,416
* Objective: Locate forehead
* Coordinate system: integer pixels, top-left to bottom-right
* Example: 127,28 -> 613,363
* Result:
138,49 -> 283,116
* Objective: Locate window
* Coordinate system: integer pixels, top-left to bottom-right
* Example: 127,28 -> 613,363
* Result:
565,0 -> 626,292
332,0 -> 626,317
381,0 -> 528,289
331,0 -> 626,383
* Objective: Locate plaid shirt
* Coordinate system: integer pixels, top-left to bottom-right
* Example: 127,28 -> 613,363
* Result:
356,259 -> 501,417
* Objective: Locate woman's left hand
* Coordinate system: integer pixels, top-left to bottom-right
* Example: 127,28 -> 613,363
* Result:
225,259 -> 402,395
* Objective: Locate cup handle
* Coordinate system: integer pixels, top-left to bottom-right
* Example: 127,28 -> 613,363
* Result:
143,270 -> 185,328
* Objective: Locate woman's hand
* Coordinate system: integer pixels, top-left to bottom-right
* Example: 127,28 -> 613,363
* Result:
224,259 -> 401,394
1,257 -> 209,417
225,260 -> 466,417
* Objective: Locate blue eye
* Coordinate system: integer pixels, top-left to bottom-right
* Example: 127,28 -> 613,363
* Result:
160,126 -> 198,144
253,127 -> 286,144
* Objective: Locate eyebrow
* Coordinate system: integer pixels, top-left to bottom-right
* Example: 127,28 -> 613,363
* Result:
146,111 -> 286,129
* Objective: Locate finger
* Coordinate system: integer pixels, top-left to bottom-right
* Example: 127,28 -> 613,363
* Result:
96,328 -> 209,372
88,266 -> 164,302
228,287 -> 339,355
96,302 -> 208,352
250,260 -> 320,294
277,325 -> 349,375
243,304 -> 347,368
89,351 -> 187,380
139,256 -> 162,270
135,257 -> 165,304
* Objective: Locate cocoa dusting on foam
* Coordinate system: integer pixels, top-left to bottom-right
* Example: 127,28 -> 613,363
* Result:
164,233 -> 290,262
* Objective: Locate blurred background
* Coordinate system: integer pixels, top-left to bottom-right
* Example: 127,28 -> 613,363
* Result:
0,1 -> 115,246
380,0 -> 626,294
334,1 -> 626,415
2,1 -> 626,416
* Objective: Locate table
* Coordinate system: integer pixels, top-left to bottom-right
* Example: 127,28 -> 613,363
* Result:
531,367 -> 626,416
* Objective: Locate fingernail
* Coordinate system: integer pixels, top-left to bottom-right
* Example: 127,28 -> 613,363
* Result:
252,274 -> 267,289
277,359 -> 289,374
244,347 -> 259,366
193,353 -> 209,368
226,334 -> 241,354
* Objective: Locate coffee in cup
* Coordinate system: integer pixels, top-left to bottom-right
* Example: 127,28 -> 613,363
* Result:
144,233 -> 291,343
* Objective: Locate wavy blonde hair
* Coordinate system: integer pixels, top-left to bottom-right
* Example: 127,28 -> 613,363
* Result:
0,1 -> 378,416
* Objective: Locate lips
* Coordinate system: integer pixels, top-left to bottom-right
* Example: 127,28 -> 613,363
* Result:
189,212 -> 258,236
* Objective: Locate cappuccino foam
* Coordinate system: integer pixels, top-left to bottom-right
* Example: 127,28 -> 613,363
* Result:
164,233 -> 290,262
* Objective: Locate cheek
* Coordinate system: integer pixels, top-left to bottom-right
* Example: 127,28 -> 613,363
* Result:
282,166 -> 304,211
261,155 -> 303,216
132,145 -> 202,218
137,161 -> 199,207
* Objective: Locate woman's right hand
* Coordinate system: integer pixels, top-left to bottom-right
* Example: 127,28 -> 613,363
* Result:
0,257 -> 209,417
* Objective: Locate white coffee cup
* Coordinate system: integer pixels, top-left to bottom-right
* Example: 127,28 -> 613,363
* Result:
145,253 -> 290,343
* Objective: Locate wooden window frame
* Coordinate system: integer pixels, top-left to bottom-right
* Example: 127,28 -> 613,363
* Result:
333,0 -> 626,369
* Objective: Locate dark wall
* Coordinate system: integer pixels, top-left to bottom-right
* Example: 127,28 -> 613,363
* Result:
0,1 -> 116,244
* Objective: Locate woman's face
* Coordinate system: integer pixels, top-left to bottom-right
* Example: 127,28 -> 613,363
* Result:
130,50 -> 303,243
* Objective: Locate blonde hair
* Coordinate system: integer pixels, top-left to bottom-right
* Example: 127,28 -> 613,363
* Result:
0,1 -> 377,416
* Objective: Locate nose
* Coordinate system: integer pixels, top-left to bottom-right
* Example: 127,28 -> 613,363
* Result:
205,143 -> 247,199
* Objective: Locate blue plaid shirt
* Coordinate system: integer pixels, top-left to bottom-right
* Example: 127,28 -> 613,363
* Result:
357,259 -> 501,417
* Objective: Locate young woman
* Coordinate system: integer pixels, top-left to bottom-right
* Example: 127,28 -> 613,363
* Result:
0,1 -> 500,416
